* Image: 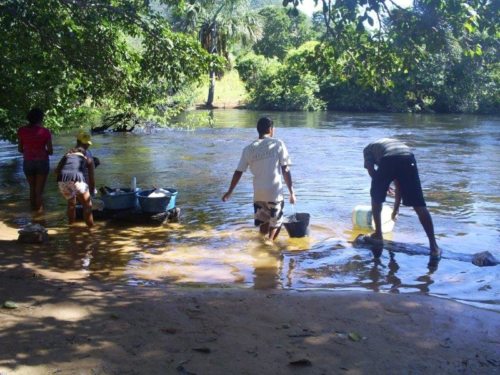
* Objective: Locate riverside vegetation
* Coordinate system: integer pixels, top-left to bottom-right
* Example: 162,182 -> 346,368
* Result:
1,0 -> 498,141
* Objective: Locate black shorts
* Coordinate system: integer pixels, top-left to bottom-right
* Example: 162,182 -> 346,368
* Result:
371,154 -> 426,207
23,159 -> 49,176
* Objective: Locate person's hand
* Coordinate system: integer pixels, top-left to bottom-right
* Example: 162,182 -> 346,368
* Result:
391,209 -> 399,221
222,191 -> 231,202
289,192 -> 296,204
387,185 -> 396,197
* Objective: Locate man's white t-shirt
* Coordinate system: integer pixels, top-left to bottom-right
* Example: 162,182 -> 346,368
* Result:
236,137 -> 291,202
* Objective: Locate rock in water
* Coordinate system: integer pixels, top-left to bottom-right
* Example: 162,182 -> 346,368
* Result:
472,251 -> 499,267
353,235 -> 499,267
18,223 -> 49,243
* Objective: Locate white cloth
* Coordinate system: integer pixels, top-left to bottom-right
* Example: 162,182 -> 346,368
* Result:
58,181 -> 89,200
236,137 -> 291,202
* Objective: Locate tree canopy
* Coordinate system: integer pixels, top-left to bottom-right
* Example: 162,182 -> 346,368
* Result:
0,0 -> 215,140
1,0 -> 497,140
237,0 -> 499,112
171,0 -> 261,106
253,6 -> 314,60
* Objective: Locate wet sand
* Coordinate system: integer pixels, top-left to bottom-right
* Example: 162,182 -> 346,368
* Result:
1,227 -> 499,374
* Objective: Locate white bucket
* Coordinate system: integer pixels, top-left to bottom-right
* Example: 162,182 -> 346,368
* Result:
352,205 -> 395,233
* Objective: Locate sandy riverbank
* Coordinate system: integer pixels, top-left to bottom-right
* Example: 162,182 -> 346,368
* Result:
1,232 -> 499,375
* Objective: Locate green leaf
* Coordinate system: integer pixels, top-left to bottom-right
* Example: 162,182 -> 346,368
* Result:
464,22 -> 474,33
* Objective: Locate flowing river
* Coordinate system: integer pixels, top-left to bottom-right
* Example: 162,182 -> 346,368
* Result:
1,110 -> 498,310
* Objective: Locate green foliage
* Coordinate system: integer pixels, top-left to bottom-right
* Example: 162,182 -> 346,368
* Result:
170,0 -> 262,106
235,53 -> 270,83
253,6 -> 315,60
0,0 -> 214,141
249,0 -> 282,8
273,0 -> 499,114
386,1 -> 499,113
236,50 -> 325,111
1,0 -> 497,132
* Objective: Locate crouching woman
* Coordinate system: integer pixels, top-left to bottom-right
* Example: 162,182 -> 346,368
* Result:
55,147 -> 95,227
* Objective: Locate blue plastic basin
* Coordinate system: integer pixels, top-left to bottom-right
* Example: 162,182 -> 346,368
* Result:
101,188 -> 137,210
136,188 -> 178,213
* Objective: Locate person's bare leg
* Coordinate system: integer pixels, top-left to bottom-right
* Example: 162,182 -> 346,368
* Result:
79,192 -> 94,228
414,206 -> 440,256
371,200 -> 383,240
67,197 -> 77,224
34,173 -> 48,212
26,175 -> 36,210
269,226 -> 281,240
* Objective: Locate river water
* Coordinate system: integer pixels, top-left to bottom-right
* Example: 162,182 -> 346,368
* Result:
1,110 -> 499,310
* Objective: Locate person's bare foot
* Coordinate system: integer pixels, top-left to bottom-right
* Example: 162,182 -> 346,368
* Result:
429,247 -> 441,260
364,233 -> 383,246
428,249 -> 441,271
360,234 -> 384,256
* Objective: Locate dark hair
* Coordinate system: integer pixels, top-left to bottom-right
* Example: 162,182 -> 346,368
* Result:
27,108 -> 44,125
257,117 -> 273,136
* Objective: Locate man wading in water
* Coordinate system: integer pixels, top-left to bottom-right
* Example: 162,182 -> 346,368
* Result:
222,117 -> 296,240
363,138 -> 440,264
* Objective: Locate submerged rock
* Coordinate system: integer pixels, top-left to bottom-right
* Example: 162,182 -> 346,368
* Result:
18,223 -> 48,243
351,235 -> 499,267
472,251 -> 499,267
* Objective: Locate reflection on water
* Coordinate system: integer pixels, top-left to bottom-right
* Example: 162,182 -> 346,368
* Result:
0,111 -> 499,310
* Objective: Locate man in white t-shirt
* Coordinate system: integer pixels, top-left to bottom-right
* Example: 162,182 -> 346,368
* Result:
222,117 -> 296,240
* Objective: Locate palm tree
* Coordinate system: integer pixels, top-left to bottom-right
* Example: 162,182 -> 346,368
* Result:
173,0 -> 262,107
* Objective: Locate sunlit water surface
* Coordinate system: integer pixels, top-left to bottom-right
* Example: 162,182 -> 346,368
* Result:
1,111 -> 498,310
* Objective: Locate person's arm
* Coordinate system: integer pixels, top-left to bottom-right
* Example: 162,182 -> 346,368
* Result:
392,179 -> 401,220
223,148 -> 248,202
278,141 -> 295,204
222,171 -> 243,202
87,157 -> 95,195
363,143 -> 376,177
281,165 -> 296,204
46,134 -> 53,155
365,164 -> 376,178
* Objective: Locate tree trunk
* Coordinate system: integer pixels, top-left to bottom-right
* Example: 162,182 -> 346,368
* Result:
206,21 -> 217,108
206,69 -> 215,107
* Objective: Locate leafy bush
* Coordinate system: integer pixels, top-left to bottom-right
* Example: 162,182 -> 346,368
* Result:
236,51 -> 325,111
234,53 -> 271,83
253,6 -> 315,60
0,0 -> 214,141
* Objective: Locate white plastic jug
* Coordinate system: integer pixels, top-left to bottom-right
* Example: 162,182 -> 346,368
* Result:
352,205 -> 395,233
